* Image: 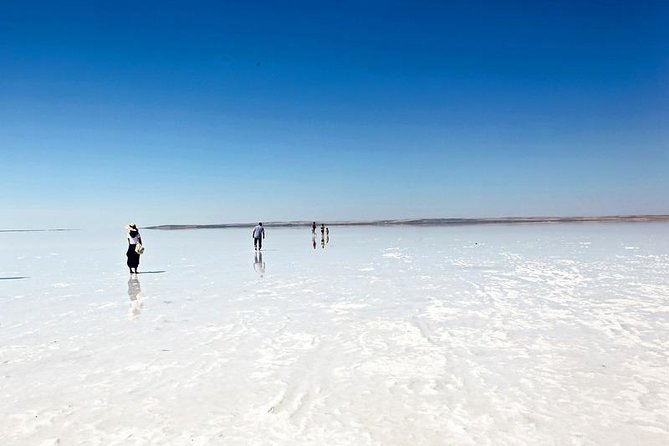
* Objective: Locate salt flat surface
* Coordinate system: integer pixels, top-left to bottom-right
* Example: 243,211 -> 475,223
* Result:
1,223 -> 668,445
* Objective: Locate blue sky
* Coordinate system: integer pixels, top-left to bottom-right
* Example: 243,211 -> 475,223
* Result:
1,1 -> 667,229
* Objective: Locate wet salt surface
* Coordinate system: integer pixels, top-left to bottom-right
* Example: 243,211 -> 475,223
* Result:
1,223 -> 668,445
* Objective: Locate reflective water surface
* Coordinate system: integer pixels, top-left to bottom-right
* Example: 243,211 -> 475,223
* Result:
1,223 -> 668,445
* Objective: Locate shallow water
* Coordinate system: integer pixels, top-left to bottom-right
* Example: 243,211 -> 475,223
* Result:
1,223 -> 668,445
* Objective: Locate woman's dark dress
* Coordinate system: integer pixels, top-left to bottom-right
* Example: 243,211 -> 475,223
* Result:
126,244 -> 140,269
126,232 -> 141,269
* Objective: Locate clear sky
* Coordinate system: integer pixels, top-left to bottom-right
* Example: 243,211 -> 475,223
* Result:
1,1 -> 667,229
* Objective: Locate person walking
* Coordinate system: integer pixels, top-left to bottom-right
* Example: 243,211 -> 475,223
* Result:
125,223 -> 143,274
312,221 -> 316,234
252,222 -> 265,251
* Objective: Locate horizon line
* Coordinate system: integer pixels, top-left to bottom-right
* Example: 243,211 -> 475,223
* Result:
0,228 -> 80,233
3,214 -> 668,233
144,214 -> 669,230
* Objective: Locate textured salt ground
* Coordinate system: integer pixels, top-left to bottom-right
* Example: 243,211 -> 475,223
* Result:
1,224 -> 668,445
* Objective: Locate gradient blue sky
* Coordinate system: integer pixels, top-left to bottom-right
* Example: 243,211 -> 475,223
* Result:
1,1 -> 667,229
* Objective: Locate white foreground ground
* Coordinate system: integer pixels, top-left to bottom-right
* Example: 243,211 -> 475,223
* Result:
1,224 -> 668,445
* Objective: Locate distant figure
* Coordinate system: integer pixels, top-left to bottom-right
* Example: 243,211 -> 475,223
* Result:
253,222 -> 265,251
326,226 -> 329,236
127,276 -> 144,319
312,221 -> 317,234
320,224 -> 325,237
125,223 -> 143,274
253,251 -> 266,277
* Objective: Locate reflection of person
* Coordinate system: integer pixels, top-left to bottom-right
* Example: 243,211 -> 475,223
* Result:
125,224 -> 143,274
321,235 -> 325,248
252,222 -> 265,251
253,251 -> 266,277
127,276 -> 144,319
312,235 -> 316,250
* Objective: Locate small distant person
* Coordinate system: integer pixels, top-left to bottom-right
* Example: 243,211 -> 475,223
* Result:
320,224 -> 325,236
253,222 -> 265,251
326,226 -> 329,236
125,223 -> 143,274
312,221 -> 317,234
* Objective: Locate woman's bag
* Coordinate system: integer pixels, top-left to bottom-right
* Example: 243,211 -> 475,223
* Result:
135,243 -> 145,255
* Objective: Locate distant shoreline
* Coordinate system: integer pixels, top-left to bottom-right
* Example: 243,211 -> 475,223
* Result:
145,215 -> 669,230
0,229 -> 78,233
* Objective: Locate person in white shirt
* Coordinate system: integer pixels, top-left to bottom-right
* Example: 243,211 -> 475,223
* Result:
252,222 -> 265,251
125,223 -> 143,274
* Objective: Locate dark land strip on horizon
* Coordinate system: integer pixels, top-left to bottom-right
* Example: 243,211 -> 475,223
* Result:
145,215 -> 669,230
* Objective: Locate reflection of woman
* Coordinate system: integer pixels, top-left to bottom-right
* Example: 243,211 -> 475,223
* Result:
125,224 -> 143,274
127,276 -> 144,319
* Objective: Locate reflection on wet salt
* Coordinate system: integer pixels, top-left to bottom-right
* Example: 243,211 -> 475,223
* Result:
127,277 -> 144,319
254,251 -> 266,277
0,224 -> 668,445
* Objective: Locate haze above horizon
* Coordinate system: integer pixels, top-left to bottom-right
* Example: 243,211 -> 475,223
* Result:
1,1 -> 667,230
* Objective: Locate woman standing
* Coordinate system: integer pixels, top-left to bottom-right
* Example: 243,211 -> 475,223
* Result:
125,224 -> 143,274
